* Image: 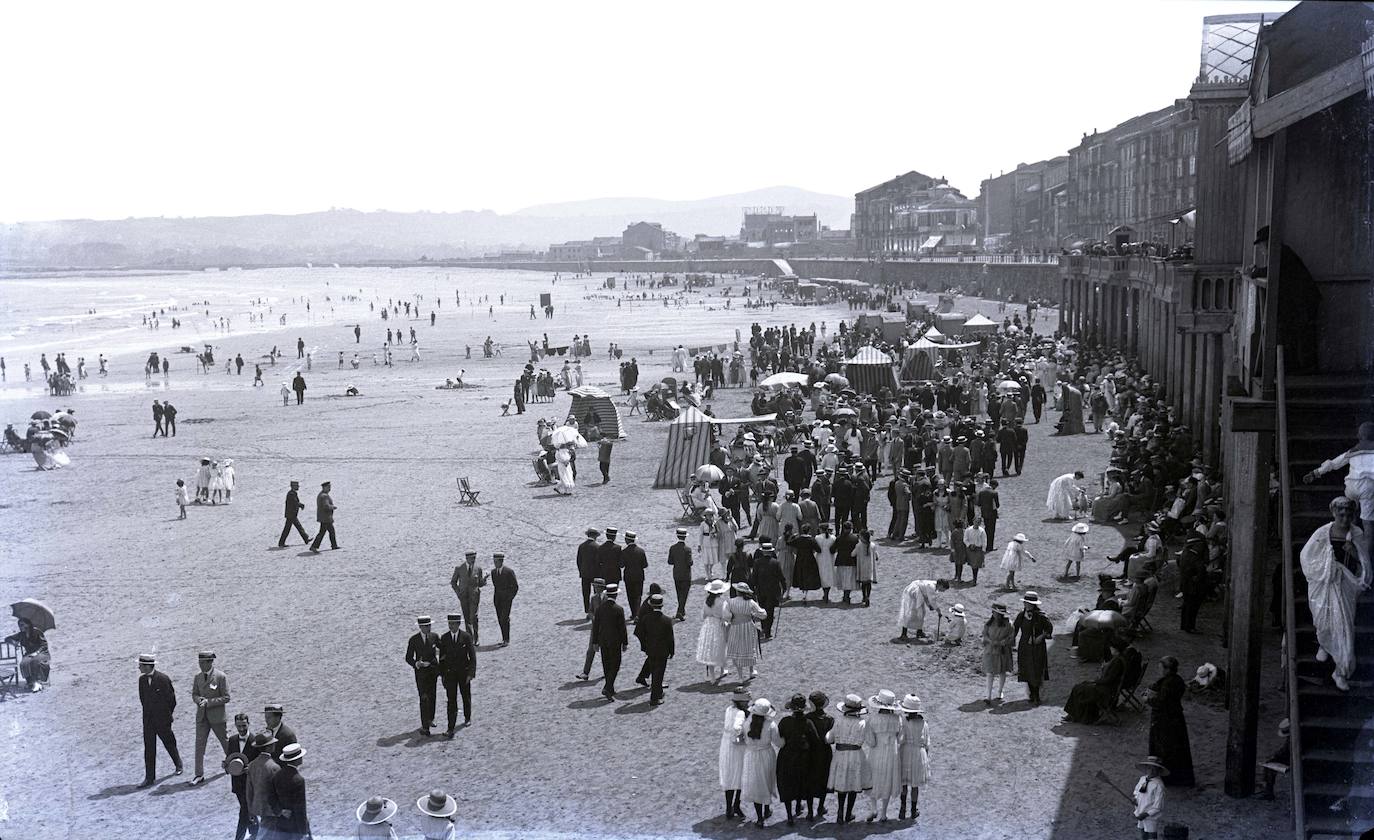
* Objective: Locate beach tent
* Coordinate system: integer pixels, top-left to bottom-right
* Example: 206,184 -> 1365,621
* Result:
842,346 -> 898,395
654,406 -> 712,489
900,337 -> 981,381
879,313 -> 908,345
962,313 -> 999,334
934,312 -> 969,334
923,326 -> 945,342
567,386 -> 625,439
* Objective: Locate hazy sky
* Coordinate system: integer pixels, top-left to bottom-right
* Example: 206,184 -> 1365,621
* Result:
0,0 -> 1296,223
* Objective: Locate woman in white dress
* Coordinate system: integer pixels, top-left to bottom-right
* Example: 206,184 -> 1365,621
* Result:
1304,422 -> 1374,559
698,510 -> 723,580
815,523 -> 836,601
855,529 -> 879,607
740,698 -> 783,827
724,583 -> 767,683
1000,533 -> 1036,592
1299,497 -> 1371,691
695,580 -> 731,683
864,690 -> 903,823
826,694 -> 870,825
554,445 -> 576,495
1046,471 -> 1085,520
220,459 -> 236,504
714,508 -> 738,568
897,694 -> 930,819
718,687 -> 751,818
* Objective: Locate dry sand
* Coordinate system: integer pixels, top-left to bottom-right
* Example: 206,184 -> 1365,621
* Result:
0,269 -> 1288,839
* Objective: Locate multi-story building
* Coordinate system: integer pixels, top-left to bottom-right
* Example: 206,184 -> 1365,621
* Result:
854,172 -> 980,257
622,222 -> 667,254
740,208 -> 819,245
548,241 -> 595,261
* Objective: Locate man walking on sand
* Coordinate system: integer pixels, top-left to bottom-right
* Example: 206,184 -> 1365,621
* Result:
309,481 -> 338,552
152,400 -> 165,437
292,372 -> 307,405
190,650 -> 230,785
279,480 -> 310,547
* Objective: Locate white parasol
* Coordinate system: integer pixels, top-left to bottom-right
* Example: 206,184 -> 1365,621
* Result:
548,426 -> 587,447
759,372 -> 809,388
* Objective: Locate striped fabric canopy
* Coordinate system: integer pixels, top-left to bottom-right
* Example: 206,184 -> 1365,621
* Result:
842,346 -> 898,395
568,386 -> 625,439
653,407 -> 712,489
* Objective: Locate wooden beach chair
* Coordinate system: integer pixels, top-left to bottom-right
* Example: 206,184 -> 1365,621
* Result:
0,640 -> 20,694
677,489 -> 694,519
457,477 -> 482,506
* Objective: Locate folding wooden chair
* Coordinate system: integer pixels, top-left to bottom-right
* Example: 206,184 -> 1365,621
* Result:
0,640 -> 21,694
677,488 -> 694,519
500,400 -> 512,416
457,477 -> 482,506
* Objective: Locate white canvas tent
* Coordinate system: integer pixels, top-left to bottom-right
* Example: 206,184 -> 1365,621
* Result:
962,313 -> 999,334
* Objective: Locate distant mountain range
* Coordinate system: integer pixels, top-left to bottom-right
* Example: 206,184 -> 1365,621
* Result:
0,186 -> 853,268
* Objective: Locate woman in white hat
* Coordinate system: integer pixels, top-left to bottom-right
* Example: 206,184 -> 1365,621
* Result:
695,580 -> 732,683
982,603 -> 1014,704
943,603 -> 967,645
826,694 -> 871,824
719,686 -> 752,819
355,795 -> 400,838
1000,533 -> 1036,592
897,694 -> 930,820
1062,522 -> 1091,580
414,788 -> 458,840
863,689 -> 903,822
740,698 -> 782,827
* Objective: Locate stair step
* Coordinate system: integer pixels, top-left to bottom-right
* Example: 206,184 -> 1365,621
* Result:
1299,679 -> 1374,698
1304,814 -> 1374,837
1300,716 -> 1374,731
1306,747 -> 1374,764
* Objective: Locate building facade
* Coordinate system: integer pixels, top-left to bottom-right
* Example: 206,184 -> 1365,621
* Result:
854,172 -> 981,257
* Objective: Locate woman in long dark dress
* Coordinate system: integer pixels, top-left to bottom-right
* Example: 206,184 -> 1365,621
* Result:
1146,655 -> 1195,786
1062,636 -> 1128,724
1013,592 -> 1053,706
805,691 -> 835,820
788,527 -> 824,600
4,618 -> 50,691
776,694 -> 823,826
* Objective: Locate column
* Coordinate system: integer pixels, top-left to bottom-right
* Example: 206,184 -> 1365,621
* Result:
1224,425 -> 1273,797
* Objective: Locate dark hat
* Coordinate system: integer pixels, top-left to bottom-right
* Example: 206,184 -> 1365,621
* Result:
250,732 -> 277,749
289,480 -> 300,487
493,552 -> 505,560
234,712 -> 250,722
1253,225 -> 1269,245
321,481 -> 331,487
585,528 -> 600,538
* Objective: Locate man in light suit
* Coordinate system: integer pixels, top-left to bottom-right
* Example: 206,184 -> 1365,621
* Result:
450,550 -> 487,644
309,481 -> 338,552
190,650 -> 231,785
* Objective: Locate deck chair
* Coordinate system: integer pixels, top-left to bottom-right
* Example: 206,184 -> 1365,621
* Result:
457,477 -> 482,506
1116,653 -> 1147,712
677,488 -> 695,519
0,640 -> 20,694
500,400 -> 512,416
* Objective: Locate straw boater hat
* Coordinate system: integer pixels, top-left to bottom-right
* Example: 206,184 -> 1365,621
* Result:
604,527 -> 618,538
705,579 -> 729,595
624,531 -> 637,543
648,593 -> 665,610
357,796 -> 398,825
748,698 -> 776,717
731,686 -> 751,703
1013,533 -> 1028,542
1072,522 -> 1090,534
837,694 -> 868,715
899,694 -> 923,714
869,689 -> 899,710
225,751 -> 249,776
603,583 -> 619,597
279,743 -> 305,765
138,653 -> 156,666
675,527 -> 688,539
1022,591 -> 1042,606
416,789 -> 458,818
1135,756 -> 1171,776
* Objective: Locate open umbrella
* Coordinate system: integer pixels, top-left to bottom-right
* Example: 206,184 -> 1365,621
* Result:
695,464 -> 724,483
548,426 -> 587,447
824,373 -> 849,389
30,410 -> 51,421
996,380 -> 1023,395
831,407 -> 858,418
11,598 -> 55,632
759,372 -> 809,388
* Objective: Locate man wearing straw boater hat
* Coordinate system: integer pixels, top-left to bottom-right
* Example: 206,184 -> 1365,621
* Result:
591,582 -> 629,699
270,742 -> 310,839
415,788 -> 459,838
632,592 -> 676,705
278,479 -> 310,548
136,652 -> 182,787
190,650 -> 231,786
405,616 -> 441,736
668,527 -> 694,621
223,713 -> 254,840
355,794 -> 399,837
621,532 -> 648,619
438,613 -> 477,736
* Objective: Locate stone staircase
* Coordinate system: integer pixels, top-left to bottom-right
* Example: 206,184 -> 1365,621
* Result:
1282,375 -> 1374,839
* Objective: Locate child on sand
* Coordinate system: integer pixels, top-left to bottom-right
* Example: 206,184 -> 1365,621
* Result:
175,479 -> 190,519
280,383 -> 291,406
1062,522 -> 1090,579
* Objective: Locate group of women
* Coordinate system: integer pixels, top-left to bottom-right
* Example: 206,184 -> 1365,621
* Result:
718,687 -> 932,827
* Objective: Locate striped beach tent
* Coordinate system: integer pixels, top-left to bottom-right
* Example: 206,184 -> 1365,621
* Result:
653,406 -> 712,489
567,386 -> 625,439
843,346 -> 899,395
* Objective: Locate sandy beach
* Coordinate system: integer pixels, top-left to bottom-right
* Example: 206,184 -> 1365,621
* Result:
0,267 -> 1287,840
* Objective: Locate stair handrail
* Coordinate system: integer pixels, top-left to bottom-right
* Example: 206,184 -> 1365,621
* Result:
1276,345 -> 1305,838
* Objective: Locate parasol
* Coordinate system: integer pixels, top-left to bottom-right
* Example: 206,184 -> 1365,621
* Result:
30,410 -> 51,420
824,373 -> 849,389
694,464 -> 724,483
11,598 -> 55,631
831,407 -> 858,418
996,380 -> 1023,395
548,426 -> 587,447
759,372 -> 809,388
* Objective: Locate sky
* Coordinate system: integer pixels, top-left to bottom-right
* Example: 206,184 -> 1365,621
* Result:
0,0 -> 1298,223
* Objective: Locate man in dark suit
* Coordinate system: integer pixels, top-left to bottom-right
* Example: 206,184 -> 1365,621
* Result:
261,704 -> 297,763
976,476 -> 1000,549
667,527 -> 694,621
405,615 -> 441,735
591,583 -> 628,699
750,543 -> 787,639
576,528 -> 601,617
308,481 -> 338,552
437,613 -> 476,735
620,532 -> 648,618
137,653 -> 181,787
450,551 -> 487,643
1178,525 -> 1210,633
224,714 -> 255,840
490,552 -> 519,646
244,732 -> 280,831
997,422 -> 1017,476
268,743 -> 311,840
163,400 -> 178,436
279,480 -> 309,547
633,593 -> 676,705
152,400 -> 165,437
1012,418 -> 1029,475
783,446 -> 809,495
596,526 -> 623,587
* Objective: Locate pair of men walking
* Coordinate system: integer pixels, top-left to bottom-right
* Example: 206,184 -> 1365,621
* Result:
277,480 -> 339,551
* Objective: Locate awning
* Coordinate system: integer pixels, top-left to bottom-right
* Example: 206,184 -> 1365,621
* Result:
920,236 -> 943,250
705,413 -> 778,425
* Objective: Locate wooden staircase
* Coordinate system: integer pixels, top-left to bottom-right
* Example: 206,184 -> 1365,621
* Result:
1282,374 -> 1374,839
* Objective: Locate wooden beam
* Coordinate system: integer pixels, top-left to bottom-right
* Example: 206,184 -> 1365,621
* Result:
1252,55 -> 1364,139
